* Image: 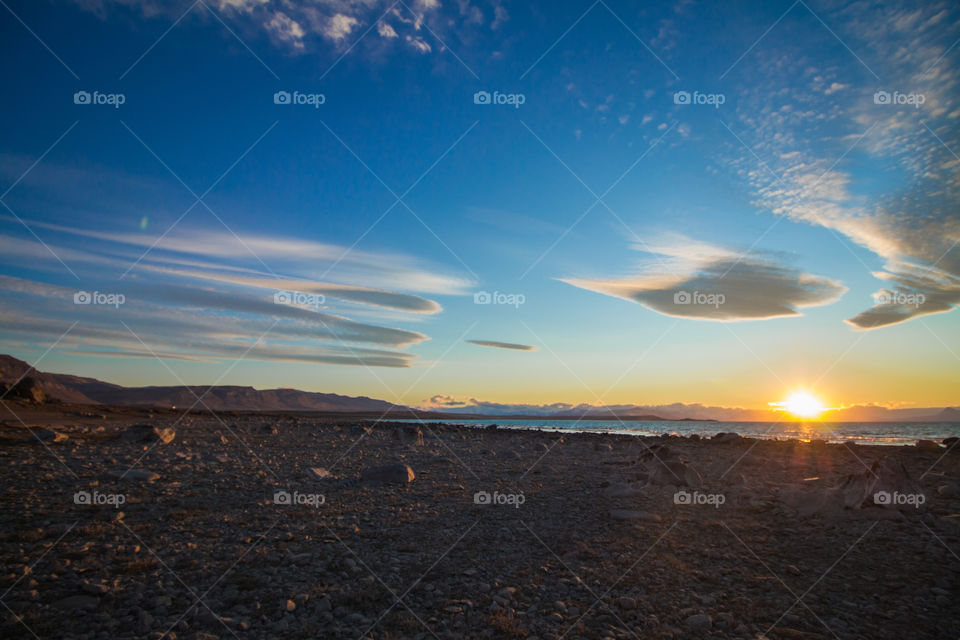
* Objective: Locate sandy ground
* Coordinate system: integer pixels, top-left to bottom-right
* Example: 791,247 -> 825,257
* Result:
1,402 -> 958,640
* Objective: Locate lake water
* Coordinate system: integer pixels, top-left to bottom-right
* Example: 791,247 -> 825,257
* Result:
399,419 -> 960,446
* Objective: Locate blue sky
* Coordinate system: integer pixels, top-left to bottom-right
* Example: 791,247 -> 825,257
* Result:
0,0 -> 958,412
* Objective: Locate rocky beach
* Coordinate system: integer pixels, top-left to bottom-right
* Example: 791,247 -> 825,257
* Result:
1,402 -> 958,640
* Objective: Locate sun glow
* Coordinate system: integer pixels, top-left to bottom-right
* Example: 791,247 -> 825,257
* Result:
775,391 -> 827,419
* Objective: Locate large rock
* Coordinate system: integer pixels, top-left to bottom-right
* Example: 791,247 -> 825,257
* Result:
32,428 -> 67,443
361,464 -> 415,484
647,457 -> 702,488
784,457 -> 926,517
712,432 -> 741,443
917,439 -> 942,452
7,377 -> 46,403
393,424 -> 424,446
121,423 -> 176,445
836,457 -> 924,510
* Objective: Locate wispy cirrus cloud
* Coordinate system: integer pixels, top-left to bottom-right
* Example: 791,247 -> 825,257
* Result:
562,238 -> 846,321
0,213 -> 475,366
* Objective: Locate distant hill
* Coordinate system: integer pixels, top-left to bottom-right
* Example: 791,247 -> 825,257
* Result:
1,354 -> 956,420
0,354 -> 403,413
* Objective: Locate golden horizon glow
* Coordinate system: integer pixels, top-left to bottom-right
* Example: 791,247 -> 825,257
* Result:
772,391 -> 827,419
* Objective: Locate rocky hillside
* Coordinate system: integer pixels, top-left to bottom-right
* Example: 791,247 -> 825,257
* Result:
0,354 -> 403,412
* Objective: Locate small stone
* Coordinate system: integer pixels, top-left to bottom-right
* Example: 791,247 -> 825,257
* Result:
609,509 -> 661,522
53,595 -> 99,610
109,469 -> 160,482
617,596 -> 637,610
285,599 -> 296,612
361,464 -> 415,484
684,614 -> 711,630
81,582 -> 108,595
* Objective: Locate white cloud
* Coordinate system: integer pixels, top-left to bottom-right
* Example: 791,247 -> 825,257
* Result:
562,238 -> 846,321
266,11 -> 306,49
724,0 -> 960,329
377,21 -> 398,38
323,13 -> 359,42
405,35 -> 432,54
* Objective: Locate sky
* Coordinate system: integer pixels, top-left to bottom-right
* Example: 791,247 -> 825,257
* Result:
0,0 -> 958,414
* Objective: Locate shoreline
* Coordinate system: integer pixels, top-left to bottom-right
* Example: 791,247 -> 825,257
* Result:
391,417 -> 960,448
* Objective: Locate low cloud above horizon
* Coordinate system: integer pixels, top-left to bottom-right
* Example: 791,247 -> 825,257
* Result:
465,340 -> 537,351
563,239 -> 847,322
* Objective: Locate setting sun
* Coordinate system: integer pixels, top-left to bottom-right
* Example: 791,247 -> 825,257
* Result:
775,391 -> 827,419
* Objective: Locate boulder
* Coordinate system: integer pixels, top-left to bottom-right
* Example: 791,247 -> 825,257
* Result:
361,464 -> 415,485
917,439 -> 942,452
32,428 -> 67,443
712,432 -> 741,443
7,377 -> 46,403
942,437 -> 958,448
836,457 -> 924,510
647,458 -> 702,488
393,424 -> 424,446
121,423 -> 176,445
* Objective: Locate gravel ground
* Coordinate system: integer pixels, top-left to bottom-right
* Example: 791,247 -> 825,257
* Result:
1,404 -> 958,640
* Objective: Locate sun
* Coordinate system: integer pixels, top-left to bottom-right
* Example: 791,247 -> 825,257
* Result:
776,391 -> 827,419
